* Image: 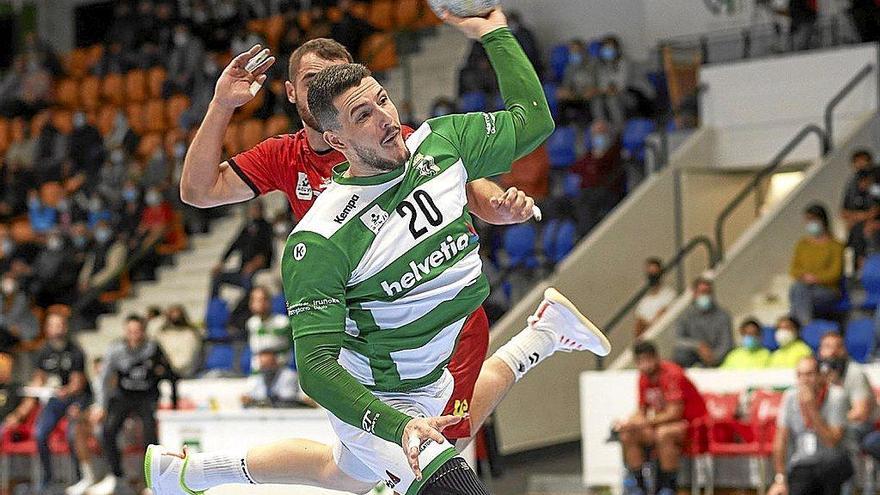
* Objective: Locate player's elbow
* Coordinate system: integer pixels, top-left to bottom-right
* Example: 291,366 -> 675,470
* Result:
179,182 -> 213,208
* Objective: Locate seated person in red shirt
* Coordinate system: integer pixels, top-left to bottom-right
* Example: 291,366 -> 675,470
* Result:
615,341 -> 707,495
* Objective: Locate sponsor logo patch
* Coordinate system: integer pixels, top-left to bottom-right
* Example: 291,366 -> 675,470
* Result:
413,153 -> 440,177
292,242 -> 307,260
286,297 -> 340,316
296,172 -> 312,200
334,194 -> 360,224
360,204 -> 389,234
380,233 -> 470,297
483,112 -> 496,135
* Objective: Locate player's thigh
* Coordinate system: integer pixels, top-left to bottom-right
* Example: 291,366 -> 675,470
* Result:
655,421 -> 686,445
442,307 -> 490,441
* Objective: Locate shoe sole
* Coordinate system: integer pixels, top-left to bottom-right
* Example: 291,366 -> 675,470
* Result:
145,444 -> 158,494
544,287 -> 612,357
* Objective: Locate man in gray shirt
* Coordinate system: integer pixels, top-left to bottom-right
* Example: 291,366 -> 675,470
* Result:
768,356 -> 853,495
673,277 -> 734,368
817,332 -> 877,445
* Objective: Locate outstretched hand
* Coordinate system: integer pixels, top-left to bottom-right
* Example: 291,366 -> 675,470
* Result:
440,8 -> 507,40
212,44 -> 276,111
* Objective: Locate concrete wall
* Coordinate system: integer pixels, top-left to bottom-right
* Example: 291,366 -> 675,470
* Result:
700,44 -> 878,168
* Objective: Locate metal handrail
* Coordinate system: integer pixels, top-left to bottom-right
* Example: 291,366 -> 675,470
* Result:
713,124 -> 827,258
601,235 -> 717,340
824,64 -> 874,150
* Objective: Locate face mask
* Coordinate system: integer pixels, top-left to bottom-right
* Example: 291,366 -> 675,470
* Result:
647,273 -> 661,287
0,239 -> 12,255
820,357 -> 848,377
72,235 -> 87,249
695,294 -> 713,311
870,183 -> 880,198
73,113 -> 86,129
600,46 -> 617,61
775,328 -> 796,347
56,199 -> 69,213
123,188 -> 138,203
111,150 -> 125,165
47,236 -> 63,251
569,53 -> 584,65
592,134 -> 610,154
145,191 -> 161,206
89,198 -> 102,212
95,228 -> 112,244
742,334 -> 760,350
174,142 -> 187,159
174,32 -> 188,47
1,279 -> 15,296
806,221 -> 823,237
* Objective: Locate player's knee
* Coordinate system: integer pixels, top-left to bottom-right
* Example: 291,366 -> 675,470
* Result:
418,456 -> 489,495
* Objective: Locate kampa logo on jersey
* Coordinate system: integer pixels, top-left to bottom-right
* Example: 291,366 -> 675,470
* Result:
380,233 -> 471,297
334,194 -> 360,224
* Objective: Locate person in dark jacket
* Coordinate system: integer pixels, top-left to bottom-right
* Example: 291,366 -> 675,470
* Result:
210,200 -> 273,297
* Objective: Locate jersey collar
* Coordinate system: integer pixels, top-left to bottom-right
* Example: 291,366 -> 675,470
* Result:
332,162 -> 405,186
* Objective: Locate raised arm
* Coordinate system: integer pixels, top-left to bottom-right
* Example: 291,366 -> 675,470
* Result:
180,45 -> 275,208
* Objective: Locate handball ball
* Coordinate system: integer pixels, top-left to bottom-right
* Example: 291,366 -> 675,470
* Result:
428,0 -> 500,17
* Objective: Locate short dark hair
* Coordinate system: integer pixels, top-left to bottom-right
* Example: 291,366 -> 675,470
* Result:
126,314 -> 146,327
307,63 -> 372,132
691,276 -> 712,290
778,315 -> 802,333
852,149 -> 873,163
739,317 -> 762,331
288,38 -> 353,82
804,203 -> 830,232
633,340 -> 657,357
645,257 -> 663,269
820,330 -> 842,344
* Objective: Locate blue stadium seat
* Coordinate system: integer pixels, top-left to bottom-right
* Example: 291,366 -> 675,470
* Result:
287,348 -> 298,370
862,254 -> 880,310
239,345 -> 252,375
762,326 -> 778,351
552,220 -> 577,262
622,118 -> 657,162
588,39 -> 602,59
844,318 -> 874,364
205,297 -> 230,329
502,224 -> 539,270
272,293 -> 287,315
204,344 -> 235,372
802,319 -> 839,352
543,82 -> 559,119
547,126 -> 577,169
542,220 -> 560,262
549,44 -> 570,82
459,91 -> 488,113
814,279 -> 851,315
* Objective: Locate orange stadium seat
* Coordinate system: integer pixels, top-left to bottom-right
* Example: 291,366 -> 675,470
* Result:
145,99 -> 167,133
0,119 -> 9,155
163,129 -> 184,156
239,119 -> 265,149
84,45 -> 104,71
51,110 -> 73,135
28,112 -> 47,138
125,103 -> 147,135
10,218 -> 35,244
79,75 -> 101,111
157,212 -> 188,256
96,106 -> 118,137
39,182 -> 64,207
102,73 -> 126,106
327,6 -> 344,23
247,18 -> 268,37
297,10 -> 313,31
349,2 -> 370,20
394,0 -> 421,29
224,122 -> 242,155
136,132 -> 163,158
360,33 -> 398,72
265,115 -> 290,136
64,48 -> 90,79
265,15 -> 285,50
166,95 -> 190,129
147,67 -> 166,99
9,118 -> 25,143
54,78 -> 79,108
368,0 -> 395,31
125,69 -> 148,103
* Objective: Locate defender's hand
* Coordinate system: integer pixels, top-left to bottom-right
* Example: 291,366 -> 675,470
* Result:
212,44 -> 276,111
489,187 -> 537,224
441,8 -> 508,40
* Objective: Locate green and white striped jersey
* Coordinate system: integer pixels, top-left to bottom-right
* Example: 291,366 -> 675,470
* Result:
281,111 -> 517,393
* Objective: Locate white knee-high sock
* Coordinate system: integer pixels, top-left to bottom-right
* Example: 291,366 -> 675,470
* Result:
184,450 -> 256,490
491,326 -> 558,382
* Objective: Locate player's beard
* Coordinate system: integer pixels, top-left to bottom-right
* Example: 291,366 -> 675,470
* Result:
296,94 -> 322,132
352,142 -> 410,172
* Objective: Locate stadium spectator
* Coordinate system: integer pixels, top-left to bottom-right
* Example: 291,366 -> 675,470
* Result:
92,41 -> 133,76
33,112 -> 67,183
10,311 -> 91,493
768,356 -> 852,495
0,54 -> 51,119
210,201 -> 273,298
458,43 -> 498,98
0,352 -> 21,425
557,39 -> 597,124
789,204 -> 844,324
570,119 -> 624,236
851,0 -> 880,43
616,341 -> 707,495
246,286 -> 291,371
0,159 -> 33,222
89,314 -> 173,495
430,97 -> 457,118
230,26 -> 265,59
152,305 -> 203,378
180,56 -> 223,130
28,230 -> 83,307
67,112 -> 105,183
242,349 -> 304,408
164,23 -> 206,97
4,118 -> 36,170
0,57 -> 25,114
0,272 -> 38,343
787,0 -> 820,51
97,149 -> 130,207
769,315 -> 814,368
672,277 -> 733,368
634,257 -> 676,339
506,11 -> 543,78
129,187 -> 174,281
104,112 -> 138,155
817,332 -> 878,453
841,150 -> 877,230
595,35 -> 655,125
77,220 -> 126,318
329,1 -> 375,59
721,318 -> 770,369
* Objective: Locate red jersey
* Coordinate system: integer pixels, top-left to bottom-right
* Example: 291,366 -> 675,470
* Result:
228,126 -> 414,219
638,360 -> 707,422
